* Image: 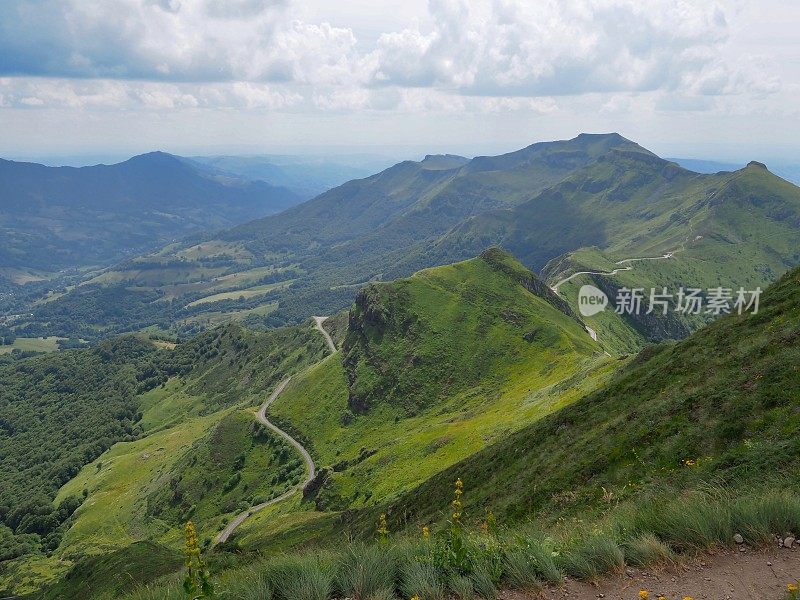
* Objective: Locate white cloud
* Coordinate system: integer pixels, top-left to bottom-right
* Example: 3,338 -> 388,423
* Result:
0,0 -> 774,100
0,0 -> 796,157
0,0 -> 348,83
363,0 -> 745,97
313,88 -> 370,111
0,79 -> 303,110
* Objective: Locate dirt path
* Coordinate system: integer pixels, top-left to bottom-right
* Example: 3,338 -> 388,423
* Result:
215,318 -> 335,545
500,546 -> 800,600
313,315 -> 337,353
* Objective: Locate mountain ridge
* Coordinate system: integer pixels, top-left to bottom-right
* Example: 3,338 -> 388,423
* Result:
13,133 -> 800,348
0,151 -> 302,273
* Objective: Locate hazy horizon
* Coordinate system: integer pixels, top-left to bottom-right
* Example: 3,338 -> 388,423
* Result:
4,135 -> 800,172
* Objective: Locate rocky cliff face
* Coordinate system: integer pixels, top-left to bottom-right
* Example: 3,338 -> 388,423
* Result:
342,282 -> 413,414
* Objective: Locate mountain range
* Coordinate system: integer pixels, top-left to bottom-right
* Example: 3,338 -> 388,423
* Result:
13,133 -> 800,354
2,133 -> 800,597
187,154 -> 394,199
0,152 -> 302,275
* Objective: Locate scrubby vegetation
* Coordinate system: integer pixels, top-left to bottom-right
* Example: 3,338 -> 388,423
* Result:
114,484 -> 800,600
0,320 -> 327,574
0,336 -> 172,558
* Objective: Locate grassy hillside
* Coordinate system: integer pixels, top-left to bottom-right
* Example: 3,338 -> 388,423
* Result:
37,541 -> 183,600
360,263 -> 800,533
98,260 -> 800,600
540,161 -> 800,353
216,262 -> 800,598
342,248 -> 588,413
237,250 -> 615,548
0,321 -> 328,596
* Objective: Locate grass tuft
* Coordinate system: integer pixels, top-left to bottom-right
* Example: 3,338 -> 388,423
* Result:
730,493 -> 800,544
448,574 -> 475,599
263,553 -> 333,600
502,548 -> 543,591
116,581 -> 184,600
400,559 -> 445,600
469,562 -> 499,599
559,532 -> 624,580
621,533 -> 675,567
215,563 -> 273,599
335,543 -> 397,600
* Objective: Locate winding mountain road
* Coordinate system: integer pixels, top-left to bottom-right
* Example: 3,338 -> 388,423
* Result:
550,252 -> 675,294
551,226 -> 700,298
550,248 -> 687,349
214,317 -> 335,545
313,315 -> 337,353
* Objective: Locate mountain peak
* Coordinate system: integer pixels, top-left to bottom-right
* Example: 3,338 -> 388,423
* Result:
420,154 -> 469,170
574,132 -> 626,140
479,247 -> 582,323
122,151 -> 182,168
746,160 -> 769,171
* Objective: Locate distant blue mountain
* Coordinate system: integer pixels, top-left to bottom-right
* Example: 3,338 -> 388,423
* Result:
0,152 -> 302,271
187,154 -> 394,199
670,157 -> 800,185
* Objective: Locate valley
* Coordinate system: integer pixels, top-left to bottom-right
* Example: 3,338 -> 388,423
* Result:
216,314 -> 336,545
3,249 -> 794,600
3,1 -> 799,596
8,135 -> 798,356
1,135 -> 799,600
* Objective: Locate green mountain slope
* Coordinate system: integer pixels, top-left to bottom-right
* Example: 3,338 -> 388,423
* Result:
358,263 -> 800,533
233,250 -> 615,547
26,134 -> 800,348
0,337 -> 167,560
537,161 -> 800,352
225,260 -> 800,557
96,265 -> 800,600
0,322 -> 327,595
9,253 -> 800,598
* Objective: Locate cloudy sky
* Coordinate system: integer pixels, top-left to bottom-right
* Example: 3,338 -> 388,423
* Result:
0,0 -> 798,162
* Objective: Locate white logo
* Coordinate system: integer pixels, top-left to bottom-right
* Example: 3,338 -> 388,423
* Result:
578,285 -> 608,316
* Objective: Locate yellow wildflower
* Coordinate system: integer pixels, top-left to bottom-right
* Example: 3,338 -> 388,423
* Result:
451,478 -> 464,525
639,591 -> 649,600
184,521 -> 200,561
422,526 -> 430,540
378,513 -> 389,539
411,596 -> 421,600
788,582 -> 798,593
183,521 -> 213,597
